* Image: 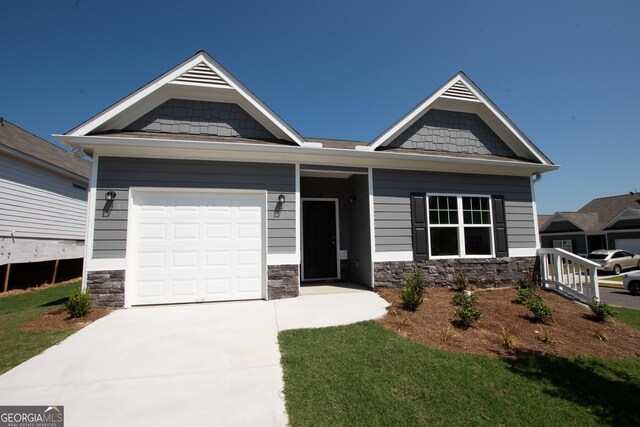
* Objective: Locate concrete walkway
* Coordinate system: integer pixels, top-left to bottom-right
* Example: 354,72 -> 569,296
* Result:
0,290 -> 388,427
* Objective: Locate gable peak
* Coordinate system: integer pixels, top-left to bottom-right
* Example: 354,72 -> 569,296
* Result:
441,79 -> 478,101
173,61 -> 230,87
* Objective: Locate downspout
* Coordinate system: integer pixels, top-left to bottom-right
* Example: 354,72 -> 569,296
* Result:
531,172 -> 542,184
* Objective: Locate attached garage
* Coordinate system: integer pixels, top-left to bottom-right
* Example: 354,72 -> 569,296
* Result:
614,238 -> 640,255
127,189 -> 266,306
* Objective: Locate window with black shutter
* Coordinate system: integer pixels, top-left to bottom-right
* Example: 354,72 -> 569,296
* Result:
410,193 -> 429,260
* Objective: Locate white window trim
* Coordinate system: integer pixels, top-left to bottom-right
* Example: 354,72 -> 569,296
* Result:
426,193 -> 495,259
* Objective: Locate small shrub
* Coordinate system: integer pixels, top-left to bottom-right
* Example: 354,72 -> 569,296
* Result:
64,287 -> 93,318
594,327 -> 609,342
499,325 -> 520,350
452,291 -> 482,327
516,274 -> 537,289
517,286 -> 540,305
441,323 -> 458,342
538,326 -> 558,344
588,297 -> 616,322
400,268 -> 426,311
526,298 -> 554,323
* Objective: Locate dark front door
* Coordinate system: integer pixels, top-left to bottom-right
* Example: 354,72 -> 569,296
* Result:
303,200 -> 337,280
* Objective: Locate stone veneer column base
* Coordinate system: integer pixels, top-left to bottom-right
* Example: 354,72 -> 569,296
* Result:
87,270 -> 125,308
374,257 -> 537,288
268,264 -> 299,299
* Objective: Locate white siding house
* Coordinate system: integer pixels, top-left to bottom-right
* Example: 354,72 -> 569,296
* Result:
0,118 -> 90,289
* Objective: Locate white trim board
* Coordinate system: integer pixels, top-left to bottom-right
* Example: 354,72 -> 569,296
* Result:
82,154 -> 99,290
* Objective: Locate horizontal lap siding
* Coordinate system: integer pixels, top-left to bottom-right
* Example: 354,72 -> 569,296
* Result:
93,157 -> 295,259
0,155 -> 87,240
372,169 -> 535,252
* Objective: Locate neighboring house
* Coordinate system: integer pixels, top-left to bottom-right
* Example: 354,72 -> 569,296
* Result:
539,194 -> 640,256
55,51 -> 557,308
0,118 -> 90,288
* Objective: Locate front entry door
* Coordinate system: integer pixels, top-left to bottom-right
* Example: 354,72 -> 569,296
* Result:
302,200 -> 338,280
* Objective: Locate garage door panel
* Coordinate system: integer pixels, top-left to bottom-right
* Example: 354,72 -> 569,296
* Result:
129,190 -> 265,306
615,239 -> 640,254
172,251 -> 199,268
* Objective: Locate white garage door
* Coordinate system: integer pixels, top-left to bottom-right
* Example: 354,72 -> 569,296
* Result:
128,190 -> 265,306
615,238 -> 640,255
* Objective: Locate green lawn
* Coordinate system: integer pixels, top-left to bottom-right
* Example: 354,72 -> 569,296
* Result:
279,321 -> 640,427
615,306 -> 640,329
0,282 -> 80,374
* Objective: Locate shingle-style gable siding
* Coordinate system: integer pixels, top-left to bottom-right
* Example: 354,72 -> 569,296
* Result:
124,99 -> 276,139
386,109 -> 517,158
93,157 -> 295,259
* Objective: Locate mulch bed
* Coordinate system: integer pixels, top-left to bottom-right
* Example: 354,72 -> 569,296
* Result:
21,308 -> 112,333
377,287 -> 640,359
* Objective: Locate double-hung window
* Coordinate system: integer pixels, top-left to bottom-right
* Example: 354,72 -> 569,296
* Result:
427,195 -> 493,258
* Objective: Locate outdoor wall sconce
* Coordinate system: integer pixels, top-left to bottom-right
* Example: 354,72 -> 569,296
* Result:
278,194 -> 286,204
349,195 -> 357,204
105,191 -> 117,202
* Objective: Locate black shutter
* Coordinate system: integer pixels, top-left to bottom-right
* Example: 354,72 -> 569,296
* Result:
492,195 -> 509,257
410,193 -> 429,260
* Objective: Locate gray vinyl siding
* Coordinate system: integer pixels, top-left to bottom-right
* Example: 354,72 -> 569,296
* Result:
372,169 -> 535,252
93,157 -> 295,259
347,175 -> 372,285
300,177 -> 350,251
0,154 -> 87,240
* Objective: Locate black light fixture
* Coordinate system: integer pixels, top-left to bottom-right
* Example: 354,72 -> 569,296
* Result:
105,191 -> 117,202
278,194 -> 286,204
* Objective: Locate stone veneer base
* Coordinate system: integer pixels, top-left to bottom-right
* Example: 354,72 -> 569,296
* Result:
374,257 -> 537,288
88,264 -> 301,308
268,264 -> 300,299
87,270 -> 125,308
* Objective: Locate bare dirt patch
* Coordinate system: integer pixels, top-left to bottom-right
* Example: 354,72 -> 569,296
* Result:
0,278 -> 81,299
377,287 -> 640,359
21,308 -> 111,333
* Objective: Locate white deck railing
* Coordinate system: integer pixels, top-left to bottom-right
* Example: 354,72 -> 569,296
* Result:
538,248 -> 600,302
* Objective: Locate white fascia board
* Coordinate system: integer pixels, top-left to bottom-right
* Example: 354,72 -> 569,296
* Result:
56,134 -> 558,178
197,52 -> 306,146
67,52 -> 306,146
68,56 -> 204,137
267,253 -> 300,265
369,76 -> 456,150
367,73 -> 553,166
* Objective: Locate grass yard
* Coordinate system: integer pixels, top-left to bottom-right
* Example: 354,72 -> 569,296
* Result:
279,320 -> 640,427
0,281 -> 80,374
615,306 -> 640,329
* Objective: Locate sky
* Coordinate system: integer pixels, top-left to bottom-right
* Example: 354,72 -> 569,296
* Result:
1,0 -> 638,214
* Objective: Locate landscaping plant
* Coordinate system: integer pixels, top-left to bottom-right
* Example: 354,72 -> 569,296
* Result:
440,323 -> 458,342
588,297 -> 616,322
498,325 -> 519,350
64,287 -> 93,318
526,297 -> 554,324
453,271 -> 471,291
452,291 -> 482,327
400,268 -> 426,311
538,326 -> 558,344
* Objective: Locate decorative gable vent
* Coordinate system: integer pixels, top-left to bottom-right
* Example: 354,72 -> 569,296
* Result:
173,62 -> 230,87
442,81 -> 478,101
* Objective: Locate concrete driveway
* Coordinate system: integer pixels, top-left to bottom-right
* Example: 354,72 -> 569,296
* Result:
0,288 -> 388,426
